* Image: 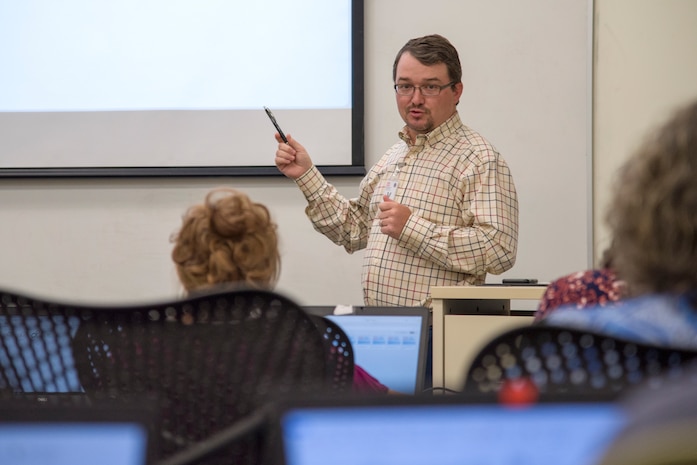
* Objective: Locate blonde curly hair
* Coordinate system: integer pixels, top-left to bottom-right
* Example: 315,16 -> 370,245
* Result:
171,188 -> 280,293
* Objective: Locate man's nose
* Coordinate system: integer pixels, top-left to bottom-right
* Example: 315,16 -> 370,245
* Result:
410,88 -> 426,104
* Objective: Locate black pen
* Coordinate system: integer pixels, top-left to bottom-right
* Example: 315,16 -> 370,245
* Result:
264,106 -> 288,144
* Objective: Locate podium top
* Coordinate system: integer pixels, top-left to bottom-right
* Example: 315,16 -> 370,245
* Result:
430,285 -> 547,300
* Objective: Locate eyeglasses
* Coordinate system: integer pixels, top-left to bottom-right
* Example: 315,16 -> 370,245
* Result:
394,81 -> 455,97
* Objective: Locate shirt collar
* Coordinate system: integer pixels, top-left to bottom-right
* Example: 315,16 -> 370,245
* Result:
398,112 -> 462,146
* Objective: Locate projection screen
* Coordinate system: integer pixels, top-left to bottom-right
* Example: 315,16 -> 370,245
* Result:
0,0 -> 365,177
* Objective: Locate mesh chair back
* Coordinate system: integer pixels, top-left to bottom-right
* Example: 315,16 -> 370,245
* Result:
0,292 -> 83,396
309,315 -> 354,392
0,288 -> 345,465
463,324 -> 697,397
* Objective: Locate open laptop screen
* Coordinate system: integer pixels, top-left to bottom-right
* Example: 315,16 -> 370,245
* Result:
277,396 -> 627,465
0,403 -> 154,465
0,423 -> 148,465
323,307 -> 429,394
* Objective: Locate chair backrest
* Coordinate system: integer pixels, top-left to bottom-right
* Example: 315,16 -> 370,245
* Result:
463,324 -> 697,398
0,287 -> 350,465
308,315 -> 354,392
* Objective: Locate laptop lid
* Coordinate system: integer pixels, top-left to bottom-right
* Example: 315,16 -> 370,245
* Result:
272,394 -> 628,465
310,306 -> 429,395
0,401 -> 156,465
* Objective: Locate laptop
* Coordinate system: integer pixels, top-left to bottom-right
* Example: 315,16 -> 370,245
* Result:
271,394 -> 628,465
0,401 -> 157,465
304,306 -> 429,394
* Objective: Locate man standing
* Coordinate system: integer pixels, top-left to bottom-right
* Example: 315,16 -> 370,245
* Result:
274,34 -> 518,308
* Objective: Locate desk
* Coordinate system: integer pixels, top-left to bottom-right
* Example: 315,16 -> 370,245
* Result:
431,285 -> 547,391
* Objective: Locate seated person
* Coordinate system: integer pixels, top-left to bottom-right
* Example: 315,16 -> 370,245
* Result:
534,245 -> 625,321
171,187 -> 389,393
542,99 -> 697,349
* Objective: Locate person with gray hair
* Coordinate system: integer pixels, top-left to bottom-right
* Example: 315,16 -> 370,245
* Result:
543,98 -> 697,348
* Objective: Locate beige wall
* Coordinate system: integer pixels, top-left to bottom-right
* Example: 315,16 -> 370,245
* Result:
0,0 -> 591,306
0,1 -> 695,305
593,0 -> 697,260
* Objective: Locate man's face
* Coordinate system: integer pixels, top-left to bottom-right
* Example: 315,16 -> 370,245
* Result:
394,52 -> 463,142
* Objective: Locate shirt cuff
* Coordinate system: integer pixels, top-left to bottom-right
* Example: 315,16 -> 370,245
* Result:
294,165 -> 326,201
399,214 -> 431,253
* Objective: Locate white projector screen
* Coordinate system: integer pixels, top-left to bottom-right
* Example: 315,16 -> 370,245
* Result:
0,0 -> 365,177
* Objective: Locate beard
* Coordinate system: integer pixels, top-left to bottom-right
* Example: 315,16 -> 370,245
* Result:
405,106 -> 434,134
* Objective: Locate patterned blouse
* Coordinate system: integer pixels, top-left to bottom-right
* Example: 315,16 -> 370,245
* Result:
534,268 -> 624,321
294,113 -> 519,308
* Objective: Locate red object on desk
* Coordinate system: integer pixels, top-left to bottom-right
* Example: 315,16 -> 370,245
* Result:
498,378 -> 539,406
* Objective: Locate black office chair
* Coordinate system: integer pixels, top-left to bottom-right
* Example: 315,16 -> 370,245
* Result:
0,291 -> 84,400
0,287 -> 352,465
309,315 -> 354,392
462,324 -> 697,398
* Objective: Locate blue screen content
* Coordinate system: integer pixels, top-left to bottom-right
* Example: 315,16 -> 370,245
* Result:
326,314 -> 424,394
281,403 -> 627,465
0,423 -> 148,465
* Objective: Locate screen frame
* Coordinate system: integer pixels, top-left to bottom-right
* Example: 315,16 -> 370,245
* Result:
0,0 -> 365,179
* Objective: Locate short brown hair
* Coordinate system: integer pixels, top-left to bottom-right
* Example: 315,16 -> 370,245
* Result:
392,34 -> 462,85
171,188 -> 280,293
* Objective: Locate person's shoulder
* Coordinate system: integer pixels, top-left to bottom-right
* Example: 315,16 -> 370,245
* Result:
450,119 -> 505,164
542,293 -> 696,348
430,114 -> 508,170
543,301 -> 608,323
456,123 -> 498,152
545,294 -> 671,325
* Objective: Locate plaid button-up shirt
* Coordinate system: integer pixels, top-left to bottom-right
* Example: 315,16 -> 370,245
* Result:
295,113 -> 519,308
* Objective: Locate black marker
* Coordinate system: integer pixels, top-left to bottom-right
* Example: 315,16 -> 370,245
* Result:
502,278 -> 539,285
264,106 -> 288,143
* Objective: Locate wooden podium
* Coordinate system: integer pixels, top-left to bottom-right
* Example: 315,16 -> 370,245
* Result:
430,285 -> 547,391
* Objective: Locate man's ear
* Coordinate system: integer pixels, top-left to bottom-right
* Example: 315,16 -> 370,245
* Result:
453,81 -> 464,105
